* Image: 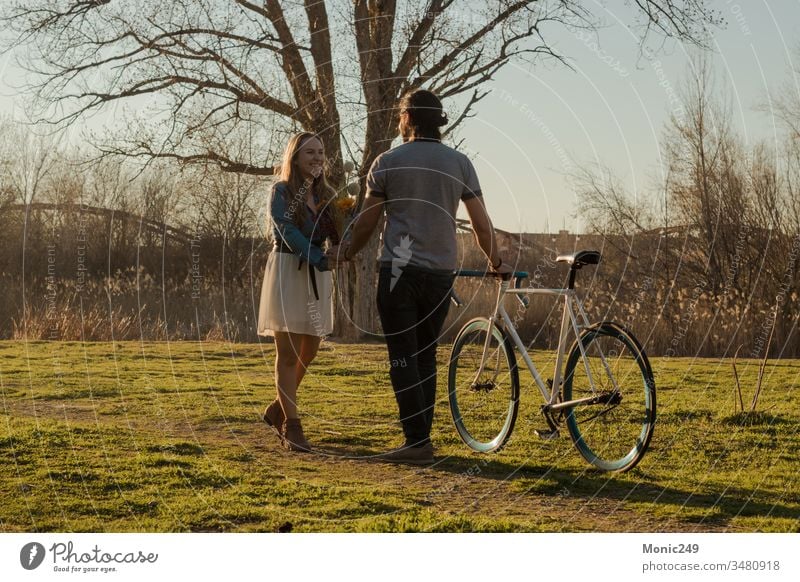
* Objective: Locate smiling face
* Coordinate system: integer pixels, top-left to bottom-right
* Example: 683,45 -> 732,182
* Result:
294,136 -> 325,181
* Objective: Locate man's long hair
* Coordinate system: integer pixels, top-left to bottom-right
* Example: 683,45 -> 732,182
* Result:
399,90 -> 449,142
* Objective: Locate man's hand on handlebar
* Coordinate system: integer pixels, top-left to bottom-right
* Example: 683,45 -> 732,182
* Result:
490,257 -> 515,277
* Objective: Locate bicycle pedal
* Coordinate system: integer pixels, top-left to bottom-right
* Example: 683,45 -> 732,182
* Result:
535,428 -> 560,440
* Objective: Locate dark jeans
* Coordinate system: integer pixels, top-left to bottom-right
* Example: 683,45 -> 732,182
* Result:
377,266 -> 454,446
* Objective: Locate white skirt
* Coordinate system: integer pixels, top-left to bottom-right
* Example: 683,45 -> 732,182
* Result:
257,251 -> 334,337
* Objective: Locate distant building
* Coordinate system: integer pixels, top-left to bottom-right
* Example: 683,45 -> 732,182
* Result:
460,226 -> 605,260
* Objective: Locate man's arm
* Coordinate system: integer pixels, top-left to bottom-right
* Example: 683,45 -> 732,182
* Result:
340,195 -> 384,259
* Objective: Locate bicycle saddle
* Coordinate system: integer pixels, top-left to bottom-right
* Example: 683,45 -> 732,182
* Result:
556,250 -> 601,268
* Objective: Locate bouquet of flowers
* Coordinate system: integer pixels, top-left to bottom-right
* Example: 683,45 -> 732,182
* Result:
333,160 -> 359,240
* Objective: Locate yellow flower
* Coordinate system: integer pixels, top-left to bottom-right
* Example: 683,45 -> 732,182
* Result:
335,196 -> 356,211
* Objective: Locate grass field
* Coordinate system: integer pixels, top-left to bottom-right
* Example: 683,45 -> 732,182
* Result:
1,340 -> 798,532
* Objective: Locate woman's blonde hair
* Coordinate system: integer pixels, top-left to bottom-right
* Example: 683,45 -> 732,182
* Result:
278,132 -> 337,228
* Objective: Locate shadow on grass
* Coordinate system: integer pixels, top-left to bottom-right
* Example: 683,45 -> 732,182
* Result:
305,443 -> 388,461
430,454 -> 799,527
720,412 -> 794,427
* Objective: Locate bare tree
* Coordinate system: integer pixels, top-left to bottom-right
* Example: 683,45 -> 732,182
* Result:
772,44 -> 800,236
83,156 -> 136,211
571,162 -> 655,236
0,117 -> 62,206
181,164 -> 261,286
1,0 -> 721,338
784,136 -> 800,236
660,54 -> 749,292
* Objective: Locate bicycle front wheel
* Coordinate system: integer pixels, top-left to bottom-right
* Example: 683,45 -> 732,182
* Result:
563,322 -> 655,472
448,317 -> 520,453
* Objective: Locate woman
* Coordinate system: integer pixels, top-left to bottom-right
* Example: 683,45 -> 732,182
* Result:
337,90 -> 512,464
258,132 -> 341,452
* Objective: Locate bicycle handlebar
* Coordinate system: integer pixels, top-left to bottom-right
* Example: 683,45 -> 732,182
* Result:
451,270 -> 531,308
454,270 -> 529,283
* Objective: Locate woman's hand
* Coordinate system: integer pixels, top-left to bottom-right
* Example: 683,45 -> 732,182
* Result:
326,243 -> 352,263
325,254 -> 345,269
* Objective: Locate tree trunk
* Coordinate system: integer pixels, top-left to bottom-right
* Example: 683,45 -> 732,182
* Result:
333,103 -> 396,341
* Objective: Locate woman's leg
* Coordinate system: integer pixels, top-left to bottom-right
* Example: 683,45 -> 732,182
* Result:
296,335 -> 322,388
274,332 -> 321,419
274,331 -> 316,451
274,331 -> 303,419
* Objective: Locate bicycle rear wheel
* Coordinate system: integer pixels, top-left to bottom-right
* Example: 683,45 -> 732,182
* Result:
563,322 -> 655,472
448,318 -> 519,453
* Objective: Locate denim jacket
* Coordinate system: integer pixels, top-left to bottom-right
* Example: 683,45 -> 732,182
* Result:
270,181 -> 338,271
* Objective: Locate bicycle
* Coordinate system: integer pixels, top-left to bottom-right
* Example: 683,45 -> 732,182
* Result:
447,250 -> 655,472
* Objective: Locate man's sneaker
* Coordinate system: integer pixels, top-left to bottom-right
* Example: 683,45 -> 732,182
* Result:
376,442 -> 434,465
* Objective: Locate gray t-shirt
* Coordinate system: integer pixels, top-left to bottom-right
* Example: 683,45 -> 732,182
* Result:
366,140 -> 482,272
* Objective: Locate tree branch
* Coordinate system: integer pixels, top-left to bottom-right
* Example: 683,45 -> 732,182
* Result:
442,88 -> 491,138
260,0 -> 316,124
394,0 -> 448,84
94,143 -> 276,176
410,1 -> 535,87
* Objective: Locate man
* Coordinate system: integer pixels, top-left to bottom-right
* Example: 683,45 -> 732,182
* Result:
332,89 -> 512,464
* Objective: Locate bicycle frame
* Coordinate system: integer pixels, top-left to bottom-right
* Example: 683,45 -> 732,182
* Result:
471,277 -> 617,409
451,257 -> 654,471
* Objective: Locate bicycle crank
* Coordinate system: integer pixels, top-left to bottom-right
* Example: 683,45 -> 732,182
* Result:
535,405 -> 562,440
469,380 -> 496,392
590,391 -> 622,406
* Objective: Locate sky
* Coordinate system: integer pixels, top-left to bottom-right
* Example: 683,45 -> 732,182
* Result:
1,0 -> 799,233
459,0 -> 800,232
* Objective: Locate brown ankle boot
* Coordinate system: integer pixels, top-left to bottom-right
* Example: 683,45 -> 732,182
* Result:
282,418 -> 311,452
262,399 -> 285,430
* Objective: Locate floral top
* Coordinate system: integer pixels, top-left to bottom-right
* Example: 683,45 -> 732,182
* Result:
270,181 -> 339,271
